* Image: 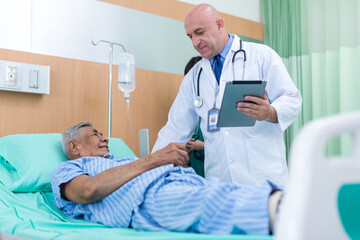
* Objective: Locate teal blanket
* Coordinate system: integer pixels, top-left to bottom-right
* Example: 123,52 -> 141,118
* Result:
0,183 -> 273,240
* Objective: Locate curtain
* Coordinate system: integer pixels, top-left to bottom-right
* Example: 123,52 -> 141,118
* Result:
261,0 -> 360,157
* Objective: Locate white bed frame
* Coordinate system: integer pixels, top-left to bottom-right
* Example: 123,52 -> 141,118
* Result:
276,111 -> 360,240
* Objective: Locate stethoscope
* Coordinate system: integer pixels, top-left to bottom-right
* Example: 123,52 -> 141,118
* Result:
193,40 -> 247,108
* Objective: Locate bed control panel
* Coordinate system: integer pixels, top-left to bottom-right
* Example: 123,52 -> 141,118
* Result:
0,60 -> 50,95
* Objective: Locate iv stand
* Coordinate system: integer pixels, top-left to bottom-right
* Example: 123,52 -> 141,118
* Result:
91,39 -> 127,138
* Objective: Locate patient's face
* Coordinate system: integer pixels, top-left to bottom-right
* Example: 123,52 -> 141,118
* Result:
76,126 -> 109,157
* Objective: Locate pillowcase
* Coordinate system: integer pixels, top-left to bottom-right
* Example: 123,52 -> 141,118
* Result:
0,133 -> 136,192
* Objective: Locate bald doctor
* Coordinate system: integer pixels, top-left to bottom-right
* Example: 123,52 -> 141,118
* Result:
152,4 -> 302,187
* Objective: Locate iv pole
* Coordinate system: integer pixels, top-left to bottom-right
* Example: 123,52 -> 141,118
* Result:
91,39 -> 127,138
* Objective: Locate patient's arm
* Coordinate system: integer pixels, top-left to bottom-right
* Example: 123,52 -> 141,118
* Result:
61,143 -> 188,204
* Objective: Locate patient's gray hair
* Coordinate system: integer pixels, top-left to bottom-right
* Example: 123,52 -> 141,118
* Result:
62,122 -> 92,159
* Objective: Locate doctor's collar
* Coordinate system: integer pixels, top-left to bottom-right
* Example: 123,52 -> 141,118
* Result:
210,34 -> 234,62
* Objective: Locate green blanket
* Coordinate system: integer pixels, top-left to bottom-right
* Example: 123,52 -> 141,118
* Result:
0,183 -> 273,240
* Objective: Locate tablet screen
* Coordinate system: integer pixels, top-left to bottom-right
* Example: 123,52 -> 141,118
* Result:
217,81 -> 267,127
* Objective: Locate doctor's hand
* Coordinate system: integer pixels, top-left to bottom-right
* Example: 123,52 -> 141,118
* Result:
148,143 -> 189,167
186,139 -> 204,151
236,90 -> 278,123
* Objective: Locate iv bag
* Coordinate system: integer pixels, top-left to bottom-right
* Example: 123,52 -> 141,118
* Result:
118,52 -> 135,99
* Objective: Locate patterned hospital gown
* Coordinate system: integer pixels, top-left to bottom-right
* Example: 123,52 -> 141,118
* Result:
51,154 -> 274,235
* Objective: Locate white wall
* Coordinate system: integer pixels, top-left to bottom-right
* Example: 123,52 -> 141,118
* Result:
0,0 -> 261,74
0,0 -> 32,51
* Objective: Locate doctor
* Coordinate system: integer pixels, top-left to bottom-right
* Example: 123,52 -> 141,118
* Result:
152,4 -> 302,186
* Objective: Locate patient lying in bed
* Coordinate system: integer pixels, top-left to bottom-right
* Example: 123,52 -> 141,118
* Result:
52,122 -> 282,235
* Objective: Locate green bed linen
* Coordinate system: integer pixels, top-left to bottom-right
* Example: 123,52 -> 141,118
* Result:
0,183 -> 273,240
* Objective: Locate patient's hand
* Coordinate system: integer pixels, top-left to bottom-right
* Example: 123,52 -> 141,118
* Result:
148,143 -> 189,167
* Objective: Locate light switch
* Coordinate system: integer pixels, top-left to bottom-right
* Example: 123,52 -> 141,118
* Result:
29,69 -> 39,88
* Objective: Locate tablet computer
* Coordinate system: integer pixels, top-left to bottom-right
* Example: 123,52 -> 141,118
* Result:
217,80 -> 267,127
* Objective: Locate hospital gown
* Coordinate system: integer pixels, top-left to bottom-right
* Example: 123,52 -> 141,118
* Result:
51,154 -> 275,235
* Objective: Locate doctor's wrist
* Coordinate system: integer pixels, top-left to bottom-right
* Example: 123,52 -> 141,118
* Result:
265,106 -> 278,123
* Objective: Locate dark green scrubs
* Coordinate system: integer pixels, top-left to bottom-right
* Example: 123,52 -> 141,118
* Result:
188,126 -> 205,177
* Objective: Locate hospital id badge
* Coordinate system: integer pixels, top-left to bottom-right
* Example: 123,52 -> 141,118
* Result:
207,107 -> 220,132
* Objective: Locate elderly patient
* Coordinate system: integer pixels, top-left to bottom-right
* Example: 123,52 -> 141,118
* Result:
52,122 -> 282,235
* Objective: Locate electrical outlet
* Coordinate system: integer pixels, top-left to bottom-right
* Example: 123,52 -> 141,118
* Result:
0,60 -> 50,94
6,66 -> 17,86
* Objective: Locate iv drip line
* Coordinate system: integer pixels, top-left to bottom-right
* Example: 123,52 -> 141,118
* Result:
125,99 -> 135,151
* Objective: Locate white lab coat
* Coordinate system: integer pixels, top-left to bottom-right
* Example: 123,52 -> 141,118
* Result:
152,35 -> 302,186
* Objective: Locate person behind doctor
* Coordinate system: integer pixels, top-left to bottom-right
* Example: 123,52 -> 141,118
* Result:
152,4 -> 302,187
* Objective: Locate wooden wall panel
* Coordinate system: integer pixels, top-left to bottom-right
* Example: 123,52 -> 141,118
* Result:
100,0 -> 264,41
111,68 -> 182,153
0,48 -> 108,137
0,48 -> 182,155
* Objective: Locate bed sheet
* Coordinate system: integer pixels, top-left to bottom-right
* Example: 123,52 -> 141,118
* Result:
0,183 -> 273,240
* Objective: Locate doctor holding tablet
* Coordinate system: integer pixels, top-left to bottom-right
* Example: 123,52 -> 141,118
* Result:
152,3 -> 302,187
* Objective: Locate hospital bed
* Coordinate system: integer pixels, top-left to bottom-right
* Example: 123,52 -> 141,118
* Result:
276,110 -> 360,240
1,111 -> 359,239
0,133 -> 272,240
